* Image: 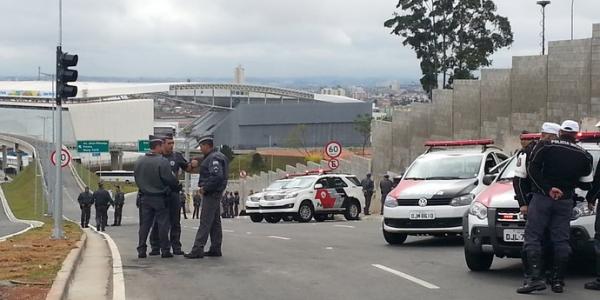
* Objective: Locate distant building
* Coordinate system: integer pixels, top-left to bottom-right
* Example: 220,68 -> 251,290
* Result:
320,87 -> 346,96
234,65 -> 245,84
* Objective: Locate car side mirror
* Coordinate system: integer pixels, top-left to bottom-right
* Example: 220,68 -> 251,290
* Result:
314,183 -> 323,189
482,174 -> 497,186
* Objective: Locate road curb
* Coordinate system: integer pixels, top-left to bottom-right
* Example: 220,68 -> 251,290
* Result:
0,185 -> 44,241
45,231 -> 88,300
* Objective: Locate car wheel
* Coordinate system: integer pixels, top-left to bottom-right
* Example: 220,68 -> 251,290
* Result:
265,215 -> 282,224
314,214 -> 327,222
344,200 -> 360,221
383,229 -> 407,245
464,247 -> 493,271
282,215 -> 294,222
296,202 -> 314,223
250,214 -> 263,223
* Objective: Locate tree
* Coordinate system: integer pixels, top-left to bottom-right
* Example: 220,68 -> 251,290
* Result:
354,114 -> 373,156
285,124 -> 311,156
220,145 -> 235,162
250,153 -> 266,172
384,0 -> 513,95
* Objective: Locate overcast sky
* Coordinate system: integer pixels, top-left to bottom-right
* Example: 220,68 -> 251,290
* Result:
1,0 -> 599,80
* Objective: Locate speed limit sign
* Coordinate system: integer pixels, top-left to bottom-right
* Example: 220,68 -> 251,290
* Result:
51,148 -> 72,168
328,159 -> 340,170
240,170 -> 247,178
324,141 -> 342,159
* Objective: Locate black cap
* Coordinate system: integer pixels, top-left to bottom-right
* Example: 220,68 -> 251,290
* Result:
384,174 -> 389,178
162,133 -> 174,140
148,135 -> 163,143
197,134 -> 214,145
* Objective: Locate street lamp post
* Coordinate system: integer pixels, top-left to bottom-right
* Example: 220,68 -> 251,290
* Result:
571,0 -> 575,40
537,1 -> 551,55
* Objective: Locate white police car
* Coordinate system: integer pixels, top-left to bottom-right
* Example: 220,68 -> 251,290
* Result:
383,139 -> 509,245
464,133 -> 599,271
250,172 -> 365,223
246,179 -> 292,223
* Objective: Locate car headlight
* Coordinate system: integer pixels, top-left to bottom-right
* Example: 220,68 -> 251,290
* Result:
249,196 -> 260,202
450,194 -> 475,206
469,201 -> 488,220
384,195 -> 398,208
285,192 -> 298,199
571,202 -> 596,220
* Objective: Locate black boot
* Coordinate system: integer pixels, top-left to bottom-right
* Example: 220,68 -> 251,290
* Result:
550,257 -> 568,293
517,251 -> 547,294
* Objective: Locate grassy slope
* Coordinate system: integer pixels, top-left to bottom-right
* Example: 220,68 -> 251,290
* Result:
2,165 -> 45,221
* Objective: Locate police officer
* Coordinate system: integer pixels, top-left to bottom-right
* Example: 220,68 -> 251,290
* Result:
361,174 -> 374,215
148,134 -> 199,256
192,190 -> 202,219
584,157 -> 600,290
180,191 -> 188,219
233,191 -> 240,217
517,120 -> 593,294
379,175 -> 393,215
134,136 -> 180,258
513,123 -> 559,285
93,183 -> 114,232
185,135 -> 228,259
112,186 -> 125,226
77,186 -> 93,228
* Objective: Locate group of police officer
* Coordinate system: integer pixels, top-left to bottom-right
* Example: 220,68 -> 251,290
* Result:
133,133 -> 228,259
77,184 -> 125,231
513,120 -> 600,294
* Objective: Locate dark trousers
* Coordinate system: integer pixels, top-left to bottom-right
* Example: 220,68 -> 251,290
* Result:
95,205 -> 109,231
181,202 -> 188,219
191,193 -> 222,254
523,193 -> 573,259
138,196 -> 170,254
380,193 -> 388,215
595,204 -> 600,278
364,191 -> 373,214
150,193 -> 182,252
192,205 -> 200,219
80,205 -> 91,227
234,203 -> 239,217
113,204 -> 123,225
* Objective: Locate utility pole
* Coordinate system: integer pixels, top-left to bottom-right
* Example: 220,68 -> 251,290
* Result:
537,1 -> 551,55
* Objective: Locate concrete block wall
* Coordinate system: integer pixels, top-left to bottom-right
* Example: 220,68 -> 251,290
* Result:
592,24 -> 600,116
430,89 -> 454,140
480,69 -> 511,142
452,80 -> 482,139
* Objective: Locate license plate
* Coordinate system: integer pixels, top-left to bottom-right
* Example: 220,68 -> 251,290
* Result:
409,211 -> 435,220
503,229 -> 525,242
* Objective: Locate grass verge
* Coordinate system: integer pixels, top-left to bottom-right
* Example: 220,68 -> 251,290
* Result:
2,164 -> 45,221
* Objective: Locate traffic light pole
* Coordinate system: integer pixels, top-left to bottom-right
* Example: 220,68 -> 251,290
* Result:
52,46 -> 64,239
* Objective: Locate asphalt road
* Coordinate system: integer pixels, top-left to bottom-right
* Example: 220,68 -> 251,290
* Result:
0,193 -> 28,239
19,136 -> 598,300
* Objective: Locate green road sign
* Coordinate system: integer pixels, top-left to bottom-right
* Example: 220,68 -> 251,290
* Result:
138,140 -> 150,152
77,140 -> 109,153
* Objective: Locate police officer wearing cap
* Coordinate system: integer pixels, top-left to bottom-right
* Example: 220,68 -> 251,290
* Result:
517,120 -> 593,294
112,186 -> 125,226
513,122 -> 559,285
185,135 -> 228,259
134,136 -> 180,258
379,175 -> 393,215
583,153 -> 600,290
148,133 -> 199,256
77,187 -> 93,228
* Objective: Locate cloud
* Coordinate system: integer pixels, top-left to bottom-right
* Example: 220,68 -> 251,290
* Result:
0,0 -> 598,79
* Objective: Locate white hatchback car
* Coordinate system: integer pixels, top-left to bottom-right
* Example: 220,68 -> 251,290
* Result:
245,179 -> 292,223
249,173 -> 365,223
383,139 -> 508,245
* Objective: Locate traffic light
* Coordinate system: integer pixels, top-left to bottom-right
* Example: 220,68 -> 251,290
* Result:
56,46 -> 78,101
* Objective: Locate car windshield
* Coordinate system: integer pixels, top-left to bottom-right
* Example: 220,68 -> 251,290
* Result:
284,177 -> 317,189
266,180 -> 291,191
404,154 -> 482,180
498,156 -> 518,180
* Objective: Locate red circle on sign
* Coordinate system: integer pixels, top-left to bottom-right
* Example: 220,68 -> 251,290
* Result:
51,148 -> 71,168
328,159 -> 339,170
324,141 -> 342,159
240,170 -> 247,178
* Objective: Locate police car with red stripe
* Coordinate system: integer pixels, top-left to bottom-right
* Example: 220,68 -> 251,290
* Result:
464,132 -> 599,271
247,170 -> 365,223
382,139 -> 509,245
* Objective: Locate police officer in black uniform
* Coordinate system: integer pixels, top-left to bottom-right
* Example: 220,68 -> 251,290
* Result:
584,156 -> 600,290
112,186 -> 125,226
134,136 -> 180,258
77,186 -> 93,228
379,175 -> 393,215
148,134 -> 199,256
513,123 -> 559,283
361,174 -> 374,215
93,183 -> 114,232
185,135 -> 228,259
517,120 -> 593,294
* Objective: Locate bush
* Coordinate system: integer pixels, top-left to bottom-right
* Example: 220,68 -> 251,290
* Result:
305,153 -> 323,164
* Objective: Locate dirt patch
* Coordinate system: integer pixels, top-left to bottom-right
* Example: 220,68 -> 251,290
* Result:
0,221 -> 82,299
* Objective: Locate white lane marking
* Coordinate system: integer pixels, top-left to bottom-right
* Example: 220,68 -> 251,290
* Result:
223,229 -> 235,233
325,247 -> 333,250
246,232 -> 252,235
372,264 -> 440,290
267,236 -> 291,240
334,225 -> 355,228
182,225 -> 199,230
